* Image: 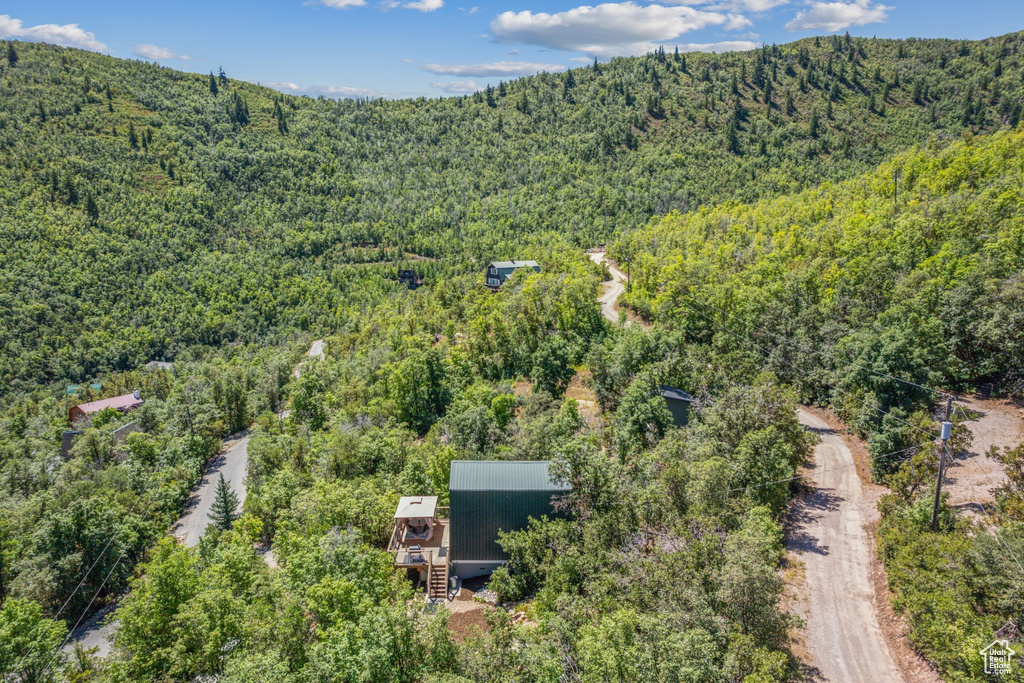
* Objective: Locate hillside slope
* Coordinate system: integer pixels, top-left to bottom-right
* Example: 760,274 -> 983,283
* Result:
3,33 -> 1024,391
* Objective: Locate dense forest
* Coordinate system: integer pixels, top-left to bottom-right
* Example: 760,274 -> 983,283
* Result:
1,30 -> 1023,683
4,33 -> 1024,391
613,129 -> 1024,680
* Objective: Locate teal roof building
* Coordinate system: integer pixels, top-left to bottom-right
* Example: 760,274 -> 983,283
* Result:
449,460 -> 569,578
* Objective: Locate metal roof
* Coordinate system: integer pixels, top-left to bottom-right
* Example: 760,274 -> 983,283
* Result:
449,460 -> 569,492
488,260 -> 540,271
73,392 -> 144,414
659,385 -> 694,402
394,495 -> 438,519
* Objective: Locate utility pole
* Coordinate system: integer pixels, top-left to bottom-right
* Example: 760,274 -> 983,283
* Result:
931,395 -> 953,531
185,382 -> 195,439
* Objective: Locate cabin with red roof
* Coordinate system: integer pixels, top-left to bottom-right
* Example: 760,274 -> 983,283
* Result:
69,390 -> 144,424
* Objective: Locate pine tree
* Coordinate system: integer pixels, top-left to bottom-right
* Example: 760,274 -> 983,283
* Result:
209,473 -> 240,531
127,122 -> 138,150
218,66 -> 228,86
209,72 -> 219,96
85,193 -> 99,221
6,42 -> 17,67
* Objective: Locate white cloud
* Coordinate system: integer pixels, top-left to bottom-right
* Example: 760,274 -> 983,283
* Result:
661,0 -> 789,11
262,81 -> 389,98
421,60 -> 566,76
677,39 -> 758,52
0,14 -> 107,51
316,0 -> 367,7
134,44 -> 191,60
380,0 -> 444,9
490,2 -> 729,58
432,80 -> 482,93
724,13 -> 753,29
783,0 -> 891,32
570,56 -> 594,62
403,0 -> 444,10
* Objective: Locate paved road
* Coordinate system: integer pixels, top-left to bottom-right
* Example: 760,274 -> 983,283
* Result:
171,430 -> 250,547
65,431 -> 251,656
293,339 -> 325,378
788,410 -> 902,683
62,605 -> 116,658
587,251 -> 628,324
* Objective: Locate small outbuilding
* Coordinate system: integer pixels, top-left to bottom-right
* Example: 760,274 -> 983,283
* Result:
397,269 -> 423,289
484,260 -> 540,290
449,460 -> 569,579
69,390 -> 144,424
65,383 -> 103,397
659,385 -> 694,427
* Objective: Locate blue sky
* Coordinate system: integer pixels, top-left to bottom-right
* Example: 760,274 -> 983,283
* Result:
2,1 -> 1023,98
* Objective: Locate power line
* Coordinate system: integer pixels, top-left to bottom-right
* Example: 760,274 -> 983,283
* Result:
9,489 -> 146,677
725,440 -> 932,494
716,302 -> 952,400
676,296 -> 942,443
675,295 -> 1024,572
41,527 -> 140,679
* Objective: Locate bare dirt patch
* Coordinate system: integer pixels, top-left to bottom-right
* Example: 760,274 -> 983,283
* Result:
565,369 -> 603,427
943,396 -> 1024,508
445,576 -> 492,642
512,380 -> 533,398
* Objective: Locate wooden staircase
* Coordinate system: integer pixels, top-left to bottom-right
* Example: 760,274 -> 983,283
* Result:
428,562 -> 449,600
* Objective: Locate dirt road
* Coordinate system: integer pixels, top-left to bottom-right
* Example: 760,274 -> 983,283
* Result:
788,409 -> 903,683
587,251 -> 628,324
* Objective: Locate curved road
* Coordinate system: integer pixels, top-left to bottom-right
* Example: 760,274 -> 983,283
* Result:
587,251 -> 629,324
789,410 -> 902,683
66,341 -> 323,656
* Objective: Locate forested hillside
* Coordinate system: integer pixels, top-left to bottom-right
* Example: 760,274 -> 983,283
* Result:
613,128 -> 1024,681
2,31 -> 1024,683
3,32 -> 1024,392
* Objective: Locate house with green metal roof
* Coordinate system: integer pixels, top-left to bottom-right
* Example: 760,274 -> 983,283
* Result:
659,385 -> 694,427
448,460 -> 569,579
484,260 -> 540,289
388,459 -> 571,596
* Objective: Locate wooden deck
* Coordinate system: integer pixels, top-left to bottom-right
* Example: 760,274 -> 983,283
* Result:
391,517 -> 449,568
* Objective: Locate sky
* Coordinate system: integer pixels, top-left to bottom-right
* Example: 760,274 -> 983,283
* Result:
2,1 -> 1023,99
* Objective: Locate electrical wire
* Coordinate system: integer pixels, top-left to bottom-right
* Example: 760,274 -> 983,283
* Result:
725,440 -> 932,493
674,295 -> 1024,573
9,490 -> 146,677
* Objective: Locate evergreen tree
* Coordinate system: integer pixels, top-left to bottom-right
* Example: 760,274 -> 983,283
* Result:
218,66 -> 227,85
209,72 -> 218,96
85,193 -> 99,221
6,42 -> 17,67
128,122 -> 138,150
209,473 -> 240,531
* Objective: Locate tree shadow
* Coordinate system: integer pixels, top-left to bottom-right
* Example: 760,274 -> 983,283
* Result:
785,488 -> 842,556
